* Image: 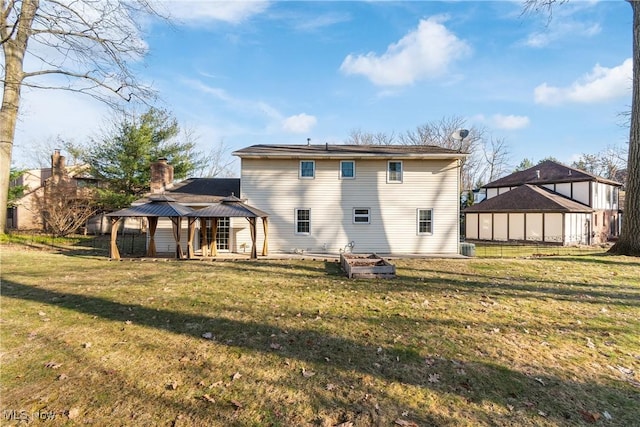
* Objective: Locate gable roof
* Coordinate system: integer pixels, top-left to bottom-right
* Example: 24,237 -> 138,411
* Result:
484,160 -> 621,188
233,144 -> 468,160
464,184 -> 593,213
107,195 -> 195,217
187,195 -> 269,218
135,178 -> 240,204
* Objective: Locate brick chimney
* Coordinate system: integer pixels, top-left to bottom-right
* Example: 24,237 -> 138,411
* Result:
51,149 -> 67,184
150,157 -> 174,193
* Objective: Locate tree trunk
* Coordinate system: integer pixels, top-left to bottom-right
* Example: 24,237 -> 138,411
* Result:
0,0 -> 38,233
610,1 -> 640,256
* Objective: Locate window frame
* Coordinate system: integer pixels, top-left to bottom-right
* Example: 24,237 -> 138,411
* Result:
417,208 -> 433,235
295,208 -> 311,235
387,160 -> 403,183
340,160 -> 356,180
353,207 -> 371,224
299,160 -> 315,179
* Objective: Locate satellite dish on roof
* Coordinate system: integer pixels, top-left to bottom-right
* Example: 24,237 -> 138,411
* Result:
451,129 -> 470,141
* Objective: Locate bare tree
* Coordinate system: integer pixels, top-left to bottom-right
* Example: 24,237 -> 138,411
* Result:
35,179 -> 98,237
523,0 -> 640,255
572,145 -> 628,184
1,0 -> 162,233
398,116 -> 489,192
481,137 -> 511,185
345,128 -> 397,145
196,138 -> 238,178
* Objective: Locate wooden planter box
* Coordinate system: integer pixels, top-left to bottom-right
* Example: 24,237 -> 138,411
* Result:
340,254 -> 396,279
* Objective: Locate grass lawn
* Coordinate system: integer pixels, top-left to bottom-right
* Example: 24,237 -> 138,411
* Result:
1,244 -> 639,426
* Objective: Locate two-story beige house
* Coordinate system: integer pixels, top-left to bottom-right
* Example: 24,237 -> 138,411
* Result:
232,144 -> 467,255
464,160 -> 622,245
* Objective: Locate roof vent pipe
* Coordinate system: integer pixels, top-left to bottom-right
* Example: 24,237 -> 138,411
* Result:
536,170 -> 540,179
325,142 -> 328,151
307,138 -> 311,146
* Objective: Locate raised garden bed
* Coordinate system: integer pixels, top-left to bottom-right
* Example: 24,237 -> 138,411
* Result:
340,253 -> 396,279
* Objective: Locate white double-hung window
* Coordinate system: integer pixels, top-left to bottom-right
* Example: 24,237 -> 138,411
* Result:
295,208 -> 311,234
417,209 -> 433,235
340,160 -> 355,179
300,160 -> 315,179
387,161 -> 403,183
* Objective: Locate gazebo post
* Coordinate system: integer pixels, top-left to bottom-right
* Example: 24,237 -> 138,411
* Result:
200,219 -> 208,257
249,217 -> 257,259
187,218 -> 197,259
171,217 -> 184,259
109,217 -> 121,259
210,218 -> 218,257
147,216 -> 158,257
261,217 -> 268,256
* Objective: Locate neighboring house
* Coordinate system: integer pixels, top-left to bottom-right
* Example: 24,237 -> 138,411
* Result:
232,144 -> 467,255
8,150 -> 101,231
464,160 -> 622,245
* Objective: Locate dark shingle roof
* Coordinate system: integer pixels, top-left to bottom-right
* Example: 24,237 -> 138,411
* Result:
233,144 -> 468,159
464,184 -> 593,213
135,178 -> 240,204
484,160 -> 621,188
107,195 -> 195,217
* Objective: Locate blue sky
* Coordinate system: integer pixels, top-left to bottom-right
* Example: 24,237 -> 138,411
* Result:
12,1 -> 632,176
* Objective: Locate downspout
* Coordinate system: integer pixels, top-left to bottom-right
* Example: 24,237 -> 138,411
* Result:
457,158 -> 461,253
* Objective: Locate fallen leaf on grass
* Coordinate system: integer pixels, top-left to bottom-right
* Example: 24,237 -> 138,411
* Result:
335,422 -> 353,427
167,381 -> 178,390
45,361 -> 62,369
395,419 -> 418,427
125,320 -> 132,325
579,410 -> 601,423
302,367 -> 315,378
82,342 -> 92,348
428,373 -> 440,383
57,373 -> 69,380
202,394 -> 215,403
270,343 -> 281,350
202,332 -> 214,340
231,372 -> 242,381
231,400 -> 243,409
534,378 -> 545,386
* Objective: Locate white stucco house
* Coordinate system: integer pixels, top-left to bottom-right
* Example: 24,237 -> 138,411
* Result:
232,144 -> 467,255
464,160 -> 622,245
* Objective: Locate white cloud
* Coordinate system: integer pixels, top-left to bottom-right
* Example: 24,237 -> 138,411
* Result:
340,16 -> 471,86
525,22 -> 601,48
534,58 -> 632,105
165,1 -> 270,24
282,113 -> 317,133
492,114 -> 530,130
183,79 -> 282,120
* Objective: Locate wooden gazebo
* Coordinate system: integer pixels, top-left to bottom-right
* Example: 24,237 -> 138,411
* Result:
186,195 -> 269,259
106,195 -> 194,259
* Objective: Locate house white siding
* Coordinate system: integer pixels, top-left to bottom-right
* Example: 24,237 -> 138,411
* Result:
479,213 -> 493,240
493,213 -> 508,241
465,213 -> 479,240
240,157 -> 461,254
544,213 -> 563,243
509,213 -> 525,240
573,181 -> 590,206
